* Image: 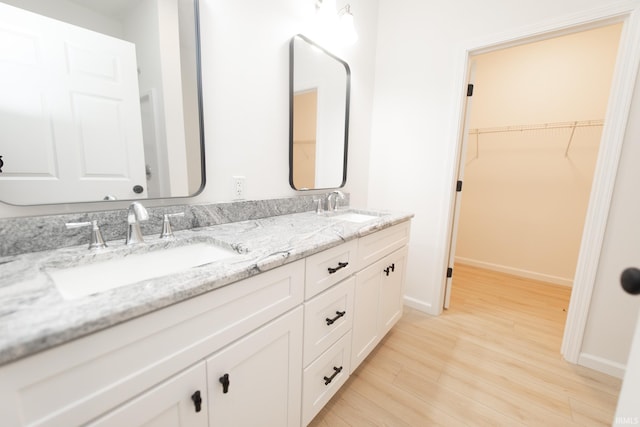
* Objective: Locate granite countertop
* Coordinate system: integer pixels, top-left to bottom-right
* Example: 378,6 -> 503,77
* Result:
0,209 -> 412,366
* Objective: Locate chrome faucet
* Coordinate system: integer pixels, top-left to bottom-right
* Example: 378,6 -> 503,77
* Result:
126,202 -> 149,245
326,190 -> 345,212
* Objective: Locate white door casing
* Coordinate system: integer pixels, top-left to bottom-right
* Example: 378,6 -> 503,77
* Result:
0,2 -> 147,204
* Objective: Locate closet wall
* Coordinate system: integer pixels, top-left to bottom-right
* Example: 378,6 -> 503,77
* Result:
455,24 -> 622,286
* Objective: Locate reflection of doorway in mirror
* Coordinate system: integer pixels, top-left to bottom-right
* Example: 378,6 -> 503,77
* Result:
140,90 -> 169,199
293,89 -> 318,189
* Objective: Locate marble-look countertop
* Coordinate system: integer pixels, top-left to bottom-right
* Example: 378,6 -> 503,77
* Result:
0,209 -> 412,366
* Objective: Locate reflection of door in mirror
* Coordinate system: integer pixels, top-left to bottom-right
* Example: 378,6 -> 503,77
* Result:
0,0 -> 204,205
0,2 -> 147,204
293,89 -> 318,189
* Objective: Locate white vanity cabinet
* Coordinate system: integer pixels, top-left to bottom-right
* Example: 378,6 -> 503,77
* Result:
0,218 -> 411,427
0,260 -> 304,427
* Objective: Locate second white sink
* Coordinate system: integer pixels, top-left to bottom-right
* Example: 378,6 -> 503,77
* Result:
331,212 -> 379,223
48,243 -> 238,300
324,209 -> 383,223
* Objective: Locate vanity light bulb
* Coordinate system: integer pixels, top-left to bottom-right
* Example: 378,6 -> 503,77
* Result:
340,11 -> 358,45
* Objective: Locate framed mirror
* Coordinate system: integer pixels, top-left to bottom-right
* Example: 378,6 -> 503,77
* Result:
0,0 -> 205,205
289,34 -> 350,191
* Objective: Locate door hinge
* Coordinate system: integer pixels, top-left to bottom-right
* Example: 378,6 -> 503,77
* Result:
456,180 -> 463,192
467,84 -> 474,96
447,267 -> 453,278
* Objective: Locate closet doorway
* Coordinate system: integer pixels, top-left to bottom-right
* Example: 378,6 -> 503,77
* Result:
445,24 -> 623,326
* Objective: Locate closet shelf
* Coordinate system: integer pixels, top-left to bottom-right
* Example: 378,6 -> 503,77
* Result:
468,119 -> 603,135
467,119 -> 604,162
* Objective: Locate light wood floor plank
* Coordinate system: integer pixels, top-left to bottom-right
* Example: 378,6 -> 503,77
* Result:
307,264 -> 621,426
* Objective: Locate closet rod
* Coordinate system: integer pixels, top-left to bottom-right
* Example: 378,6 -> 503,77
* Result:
468,119 -> 603,135
466,119 -> 604,163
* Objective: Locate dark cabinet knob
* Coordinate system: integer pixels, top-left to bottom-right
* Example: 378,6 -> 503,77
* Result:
133,185 -> 144,194
384,264 -> 395,276
621,268 -> 640,295
191,390 -> 202,413
219,373 -> 230,393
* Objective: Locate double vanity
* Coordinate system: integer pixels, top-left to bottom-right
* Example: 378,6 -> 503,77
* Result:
0,201 -> 412,426
0,3 -> 408,424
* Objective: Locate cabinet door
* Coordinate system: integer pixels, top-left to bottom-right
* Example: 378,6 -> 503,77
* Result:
88,362 -> 208,427
207,307 -> 303,427
351,260 -> 382,373
351,247 -> 408,373
379,247 -> 408,336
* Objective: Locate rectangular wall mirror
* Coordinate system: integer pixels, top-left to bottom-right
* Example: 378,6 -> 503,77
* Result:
0,0 -> 204,205
289,34 -> 350,191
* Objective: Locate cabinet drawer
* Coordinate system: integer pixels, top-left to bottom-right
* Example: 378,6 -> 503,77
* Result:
0,260 -> 304,427
305,240 -> 357,299
302,331 -> 352,426
303,276 -> 355,366
357,221 -> 410,269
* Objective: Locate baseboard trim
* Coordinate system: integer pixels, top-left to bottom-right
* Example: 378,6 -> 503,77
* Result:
404,296 -> 434,315
455,257 -> 573,287
578,353 -> 626,378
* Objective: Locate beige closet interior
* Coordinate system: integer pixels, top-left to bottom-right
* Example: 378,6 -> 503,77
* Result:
455,23 -> 623,287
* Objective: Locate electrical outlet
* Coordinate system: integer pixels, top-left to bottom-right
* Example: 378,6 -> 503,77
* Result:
232,176 -> 246,199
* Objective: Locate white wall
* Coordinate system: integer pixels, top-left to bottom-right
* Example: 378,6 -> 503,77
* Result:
0,0 -> 378,215
369,0 -> 640,371
455,25 -> 620,286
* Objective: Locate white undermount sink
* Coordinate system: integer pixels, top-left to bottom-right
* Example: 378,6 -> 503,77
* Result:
48,242 -> 238,300
325,210 -> 383,223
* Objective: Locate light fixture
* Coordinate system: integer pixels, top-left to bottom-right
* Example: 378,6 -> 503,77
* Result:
338,4 -> 358,45
314,0 -> 358,46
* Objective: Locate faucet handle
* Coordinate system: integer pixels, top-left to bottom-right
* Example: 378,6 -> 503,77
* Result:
66,220 -> 107,250
160,212 -> 185,239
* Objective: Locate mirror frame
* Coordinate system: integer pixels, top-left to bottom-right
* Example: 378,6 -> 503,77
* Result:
289,34 -> 350,191
0,0 -> 207,206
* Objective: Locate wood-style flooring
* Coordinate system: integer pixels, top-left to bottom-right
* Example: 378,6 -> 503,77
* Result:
308,263 -> 622,426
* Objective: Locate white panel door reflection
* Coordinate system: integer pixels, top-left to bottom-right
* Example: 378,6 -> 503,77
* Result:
0,2 -> 146,204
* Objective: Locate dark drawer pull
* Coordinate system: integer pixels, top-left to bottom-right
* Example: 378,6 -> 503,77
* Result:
219,373 -> 230,394
323,366 -> 343,385
328,262 -> 348,274
191,390 -> 202,413
325,310 -> 346,326
384,263 -> 396,276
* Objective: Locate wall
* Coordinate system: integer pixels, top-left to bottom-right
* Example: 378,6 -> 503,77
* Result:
455,25 -> 621,286
369,0 -> 640,371
0,0 -> 378,215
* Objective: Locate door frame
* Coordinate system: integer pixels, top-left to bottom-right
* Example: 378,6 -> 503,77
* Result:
443,1 -> 640,363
